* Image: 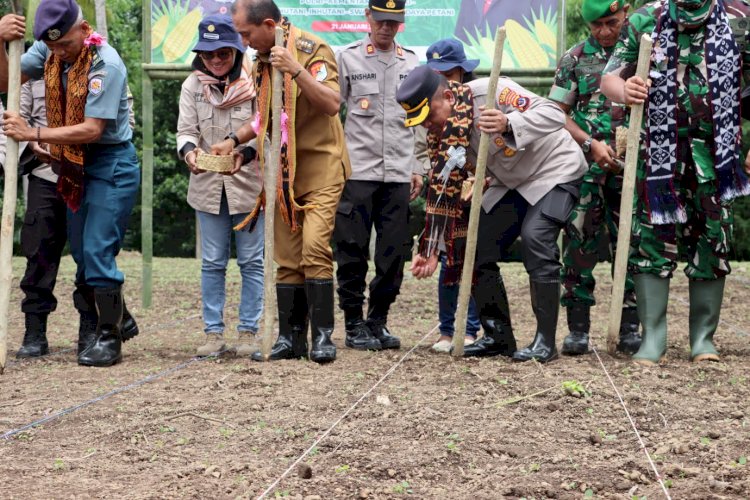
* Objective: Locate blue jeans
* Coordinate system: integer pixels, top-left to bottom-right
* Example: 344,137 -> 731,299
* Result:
196,193 -> 264,334
438,254 -> 480,338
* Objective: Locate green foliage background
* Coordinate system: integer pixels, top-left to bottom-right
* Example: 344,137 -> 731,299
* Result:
3,0 -> 750,260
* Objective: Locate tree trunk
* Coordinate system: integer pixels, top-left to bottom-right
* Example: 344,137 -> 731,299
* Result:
94,0 -> 107,38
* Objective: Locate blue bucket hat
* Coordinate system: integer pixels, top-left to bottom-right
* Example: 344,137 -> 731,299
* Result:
425,39 -> 479,73
192,14 -> 245,53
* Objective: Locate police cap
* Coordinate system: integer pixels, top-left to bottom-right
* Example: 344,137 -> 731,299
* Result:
369,0 -> 406,23
396,65 -> 441,128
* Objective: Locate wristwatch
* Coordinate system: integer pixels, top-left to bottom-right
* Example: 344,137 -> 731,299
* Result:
225,132 -> 240,148
581,137 -> 593,154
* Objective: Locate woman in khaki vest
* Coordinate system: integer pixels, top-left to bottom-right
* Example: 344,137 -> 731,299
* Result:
177,14 -> 263,357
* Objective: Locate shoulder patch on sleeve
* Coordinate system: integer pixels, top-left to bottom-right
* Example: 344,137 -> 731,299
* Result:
88,77 -> 104,96
498,87 -> 530,112
309,60 -> 328,82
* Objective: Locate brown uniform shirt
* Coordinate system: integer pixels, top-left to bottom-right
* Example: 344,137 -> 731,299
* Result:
255,26 -> 351,197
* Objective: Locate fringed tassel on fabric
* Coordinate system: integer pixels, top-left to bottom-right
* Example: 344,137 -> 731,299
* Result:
56,161 -> 84,212
717,162 -> 750,202
234,192 -> 264,232
645,179 -> 687,224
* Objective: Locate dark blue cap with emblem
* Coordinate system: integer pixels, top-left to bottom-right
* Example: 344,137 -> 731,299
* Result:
369,0 -> 406,23
396,65 -> 441,128
192,14 -> 246,53
33,0 -> 81,42
426,39 -> 479,73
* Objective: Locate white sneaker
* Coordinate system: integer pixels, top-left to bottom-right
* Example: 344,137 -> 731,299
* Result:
431,339 -> 452,353
464,336 -> 476,346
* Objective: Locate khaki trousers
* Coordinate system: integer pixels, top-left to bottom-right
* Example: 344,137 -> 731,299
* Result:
275,183 -> 343,284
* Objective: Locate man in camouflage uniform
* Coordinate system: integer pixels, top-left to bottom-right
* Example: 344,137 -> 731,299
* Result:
549,0 -> 641,356
601,0 -> 750,365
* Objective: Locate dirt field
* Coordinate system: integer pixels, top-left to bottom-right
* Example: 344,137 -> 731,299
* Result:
1,253 -> 749,499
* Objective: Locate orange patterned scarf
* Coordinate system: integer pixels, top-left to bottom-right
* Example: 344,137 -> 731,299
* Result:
45,46 -> 93,212
236,18 -> 304,233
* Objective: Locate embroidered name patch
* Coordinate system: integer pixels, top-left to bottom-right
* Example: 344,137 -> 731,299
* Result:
89,77 -> 104,95
498,87 -> 530,112
351,73 -> 376,81
309,61 -> 328,82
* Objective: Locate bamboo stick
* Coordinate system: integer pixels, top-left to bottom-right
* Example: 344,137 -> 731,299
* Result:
259,27 -> 285,360
0,15 -> 25,374
606,34 -> 652,354
451,27 -> 506,357
141,0 -> 153,309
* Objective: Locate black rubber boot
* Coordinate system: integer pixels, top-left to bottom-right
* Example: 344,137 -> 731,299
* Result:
78,287 -> 124,367
344,309 -> 382,351
366,303 -> 401,349
16,313 -> 50,359
73,284 -> 98,355
252,284 -> 309,361
617,307 -> 642,354
561,303 -> 590,355
306,279 -> 337,363
463,270 -> 516,358
513,280 -> 560,363
121,300 -> 139,342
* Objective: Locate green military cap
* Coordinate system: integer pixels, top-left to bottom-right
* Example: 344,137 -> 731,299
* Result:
369,0 -> 405,23
582,0 -> 625,22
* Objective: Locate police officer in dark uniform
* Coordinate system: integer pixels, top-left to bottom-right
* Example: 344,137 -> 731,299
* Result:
1,0 -> 141,367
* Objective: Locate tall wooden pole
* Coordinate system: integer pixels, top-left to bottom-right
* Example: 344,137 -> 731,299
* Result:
451,27 -> 506,357
606,34 -> 652,354
141,0 -> 154,308
0,2 -> 25,374
259,28 -> 284,360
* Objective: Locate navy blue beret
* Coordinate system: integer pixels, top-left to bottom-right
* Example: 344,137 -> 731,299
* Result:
34,0 -> 80,42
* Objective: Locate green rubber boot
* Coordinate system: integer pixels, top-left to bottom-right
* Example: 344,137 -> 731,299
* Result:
688,277 -> 725,362
632,274 -> 670,366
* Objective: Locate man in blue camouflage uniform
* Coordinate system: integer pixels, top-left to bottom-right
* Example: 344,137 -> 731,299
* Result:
601,0 -> 750,365
550,0 -> 642,356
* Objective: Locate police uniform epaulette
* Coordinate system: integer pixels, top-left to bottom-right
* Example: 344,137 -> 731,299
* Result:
341,39 -> 363,51
296,37 -> 316,54
90,46 -> 104,68
397,44 -> 415,55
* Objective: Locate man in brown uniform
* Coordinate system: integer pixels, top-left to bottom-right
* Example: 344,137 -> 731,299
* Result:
215,0 -> 350,363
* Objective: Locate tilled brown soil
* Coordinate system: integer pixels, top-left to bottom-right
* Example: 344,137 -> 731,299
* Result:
1,253 -> 749,499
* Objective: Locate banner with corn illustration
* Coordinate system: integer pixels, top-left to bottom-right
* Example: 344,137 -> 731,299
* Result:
150,0 -> 558,69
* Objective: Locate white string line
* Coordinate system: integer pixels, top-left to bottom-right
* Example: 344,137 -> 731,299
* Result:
589,339 -> 672,500
256,323 -> 440,500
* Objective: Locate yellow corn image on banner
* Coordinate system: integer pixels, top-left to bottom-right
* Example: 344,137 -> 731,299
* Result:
149,1 -> 559,68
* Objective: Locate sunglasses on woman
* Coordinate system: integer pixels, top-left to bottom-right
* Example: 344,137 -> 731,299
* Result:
199,49 -> 235,62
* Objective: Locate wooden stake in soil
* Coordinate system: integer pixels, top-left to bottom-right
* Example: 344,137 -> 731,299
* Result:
259,27 -> 285,360
0,2 -> 25,374
451,27 -> 506,357
606,34 -> 652,355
